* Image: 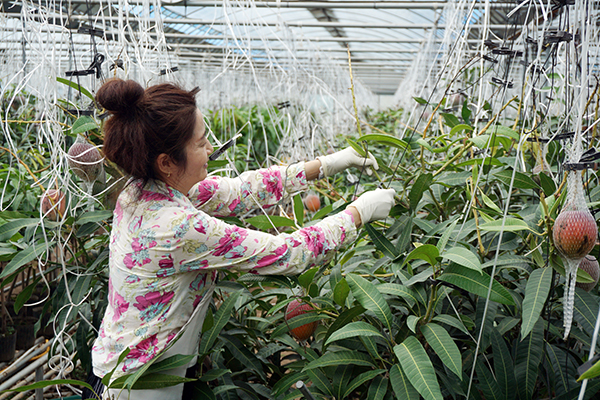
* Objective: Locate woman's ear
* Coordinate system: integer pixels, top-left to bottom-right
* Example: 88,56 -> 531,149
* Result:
155,153 -> 176,178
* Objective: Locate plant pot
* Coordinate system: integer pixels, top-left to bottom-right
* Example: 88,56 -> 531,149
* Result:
0,329 -> 16,362
15,316 -> 37,350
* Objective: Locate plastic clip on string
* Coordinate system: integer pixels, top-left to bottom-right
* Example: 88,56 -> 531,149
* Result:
209,134 -> 242,161
526,131 -> 575,143
277,101 -> 291,109
482,54 -> 498,63
491,77 -> 514,88
65,53 -> 105,79
77,26 -> 104,38
159,66 -> 179,75
544,30 -> 573,45
563,148 -> 600,171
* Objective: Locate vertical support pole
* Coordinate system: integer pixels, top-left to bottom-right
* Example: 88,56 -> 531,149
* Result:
35,366 -> 43,400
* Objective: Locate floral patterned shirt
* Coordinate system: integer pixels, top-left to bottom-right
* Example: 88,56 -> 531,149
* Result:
91,163 -> 357,379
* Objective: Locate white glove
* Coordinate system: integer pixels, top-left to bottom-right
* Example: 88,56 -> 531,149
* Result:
317,147 -> 378,177
350,188 -> 396,225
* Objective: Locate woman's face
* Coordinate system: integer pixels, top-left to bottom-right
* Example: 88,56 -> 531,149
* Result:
178,109 -> 213,193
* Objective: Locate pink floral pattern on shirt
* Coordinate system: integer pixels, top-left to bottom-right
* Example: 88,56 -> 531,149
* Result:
91,163 -> 357,382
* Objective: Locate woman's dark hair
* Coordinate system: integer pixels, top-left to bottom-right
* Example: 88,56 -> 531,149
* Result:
96,78 -> 200,183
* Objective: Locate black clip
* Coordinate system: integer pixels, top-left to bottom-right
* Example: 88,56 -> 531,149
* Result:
520,60 -> 545,74
482,54 -> 498,63
208,134 -> 241,161
484,39 -> 498,49
65,109 -> 94,116
66,53 -> 105,79
544,30 -> 573,45
552,0 -> 575,10
526,131 -> 575,143
526,36 -> 537,45
491,77 -> 514,88
159,66 -> 179,75
580,147 -> 600,163
491,47 -> 523,57
78,26 -> 104,38
110,59 -> 124,71
277,101 -> 291,109
98,111 -> 109,120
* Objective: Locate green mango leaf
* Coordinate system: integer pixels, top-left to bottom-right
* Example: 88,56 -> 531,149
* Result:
492,329 -> 516,400
312,203 -> 334,220
323,306 -> 366,345
346,274 -> 395,332
189,381 -> 216,400
245,215 -> 296,231
409,173 -> 433,211
520,267 -> 552,339
220,334 -> 266,380
480,218 -> 537,234
102,348 -> 130,386
75,210 -> 113,225
356,134 -> 409,151
299,267 -> 318,290
538,172 -> 556,197
406,244 -> 440,267
449,124 -> 474,136
13,277 -> 39,314
347,137 -> 367,157
0,241 -> 55,279
200,368 -> 231,382
490,125 -> 520,140
421,323 -> 462,378
390,364 -> 420,400
433,314 -> 469,335
333,278 -> 350,306
413,96 -> 428,105
440,112 -> 460,128
146,354 -> 197,374
436,219 -> 458,253
199,290 -> 242,355
364,223 -> 398,259
71,116 -> 98,135
57,77 -> 95,101
293,193 -> 304,226
394,336 -> 443,400
475,357 -> 504,400
376,283 -> 418,307
0,379 -> 93,394
303,350 -> 375,371
308,368 -> 334,396
578,358 -> 600,381
0,218 -> 39,241
110,373 -> 196,390
442,246 -> 481,273
367,375 -> 387,400
494,169 -> 540,190
574,288 -> 600,336
514,320 -> 544,400
344,369 -> 387,399
438,264 -> 515,305
272,372 -> 308,397
325,321 -> 385,347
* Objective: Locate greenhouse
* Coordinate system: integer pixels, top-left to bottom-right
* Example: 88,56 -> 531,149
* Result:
2,0 -> 600,399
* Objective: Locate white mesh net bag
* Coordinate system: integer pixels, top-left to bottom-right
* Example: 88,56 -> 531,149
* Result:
553,170 -> 598,339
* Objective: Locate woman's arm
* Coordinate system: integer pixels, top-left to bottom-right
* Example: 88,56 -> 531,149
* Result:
188,163 -> 308,217
173,206 -> 360,276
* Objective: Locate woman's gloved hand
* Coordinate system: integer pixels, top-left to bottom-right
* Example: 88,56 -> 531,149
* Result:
350,188 -> 396,226
317,147 -> 378,177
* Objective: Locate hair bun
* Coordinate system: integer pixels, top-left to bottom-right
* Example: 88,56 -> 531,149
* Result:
96,78 -> 144,114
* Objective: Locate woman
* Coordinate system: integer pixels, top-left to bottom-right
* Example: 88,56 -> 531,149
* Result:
88,78 -> 395,399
